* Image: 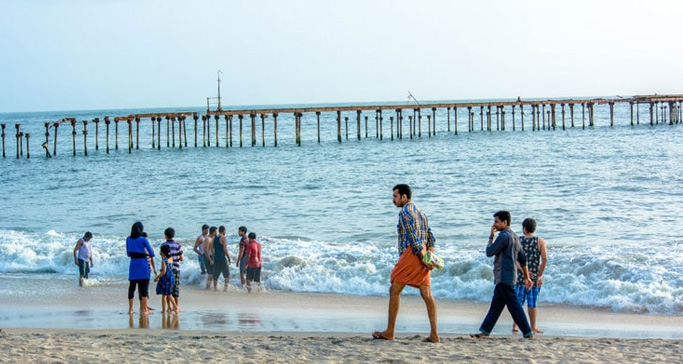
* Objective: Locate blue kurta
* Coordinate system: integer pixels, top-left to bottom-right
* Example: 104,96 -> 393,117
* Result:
126,236 -> 154,280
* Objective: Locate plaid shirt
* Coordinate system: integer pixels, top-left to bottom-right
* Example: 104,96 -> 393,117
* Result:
397,202 -> 435,256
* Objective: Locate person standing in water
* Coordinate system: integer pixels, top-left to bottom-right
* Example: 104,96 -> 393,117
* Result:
126,222 -> 155,315
212,225 -> 232,291
73,231 -> 94,286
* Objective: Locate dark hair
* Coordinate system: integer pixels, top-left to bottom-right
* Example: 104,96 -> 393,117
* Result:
209,226 -> 217,234
493,211 -> 512,226
219,225 -> 226,234
160,244 -> 171,258
238,226 -> 247,233
393,184 -> 412,200
83,231 -> 93,239
142,232 -> 148,238
522,218 -> 537,233
248,232 -> 256,239
164,227 -> 175,239
130,222 -> 144,239
201,224 -> 209,231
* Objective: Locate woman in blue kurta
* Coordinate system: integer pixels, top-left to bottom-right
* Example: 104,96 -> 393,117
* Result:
126,221 -> 155,315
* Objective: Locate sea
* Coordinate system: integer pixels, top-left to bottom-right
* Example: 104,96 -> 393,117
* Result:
0,99 -> 681,318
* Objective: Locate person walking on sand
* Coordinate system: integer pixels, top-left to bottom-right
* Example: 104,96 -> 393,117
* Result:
245,232 -> 262,293
203,226 -> 218,289
126,222 -> 155,315
471,211 -> 534,339
235,226 -> 249,287
161,227 -> 184,312
193,224 -> 209,275
73,231 -> 94,286
512,218 -> 548,334
373,184 -> 440,343
212,226 -> 232,291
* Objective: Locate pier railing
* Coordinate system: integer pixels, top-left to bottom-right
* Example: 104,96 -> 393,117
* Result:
2,94 -> 681,159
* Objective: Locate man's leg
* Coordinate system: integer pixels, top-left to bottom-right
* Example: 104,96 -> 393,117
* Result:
528,287 -> 542,333
502,284 -> 533,338
373,281 -> 405,340
419,284 -> 440,342
479,283 -> 506,335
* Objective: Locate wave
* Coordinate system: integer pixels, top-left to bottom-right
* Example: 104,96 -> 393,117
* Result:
0,229 -> 680,314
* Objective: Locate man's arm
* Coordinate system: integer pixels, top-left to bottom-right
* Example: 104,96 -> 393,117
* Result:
221,237 -> 231,264
486,234 -> 506,257
537,237 -> 548,286
73,240 -> 82,265
193,237 -> 202,255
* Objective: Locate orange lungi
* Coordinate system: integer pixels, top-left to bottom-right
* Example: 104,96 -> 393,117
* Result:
390,249 -> 430,288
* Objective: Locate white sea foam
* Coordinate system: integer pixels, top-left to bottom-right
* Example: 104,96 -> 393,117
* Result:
1,229 -> 680,314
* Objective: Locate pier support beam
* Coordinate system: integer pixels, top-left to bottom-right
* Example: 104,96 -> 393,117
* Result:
431,107 -> 436,136
357,110 -> 362,141
274,113 -> 279,147
609,102 -> 615,127
251,113 -> 256,147
71,120 -> 77,156
569,104 -> 575,128
454,106 -> 458,135
82,121 -> 88,156
156,117 -> 161,150
103,117 -> 109,154
561,104 -> 566,130
93,118 -> 99,150
25,133 -> 30,159
337,110 -> 342,143
2,124 -> 6,158
238,114 -> 244,147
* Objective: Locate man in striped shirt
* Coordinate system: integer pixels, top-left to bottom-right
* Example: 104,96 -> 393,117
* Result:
373,184 -> 440,343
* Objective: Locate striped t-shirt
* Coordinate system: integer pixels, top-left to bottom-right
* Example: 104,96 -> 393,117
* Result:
162,240 -> 183,273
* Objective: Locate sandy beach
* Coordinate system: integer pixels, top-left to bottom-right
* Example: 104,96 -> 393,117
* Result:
1,328 -> 681,364
1,283 -> 681,363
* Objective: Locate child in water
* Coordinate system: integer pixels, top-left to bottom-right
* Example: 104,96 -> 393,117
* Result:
154,244 -> 176,313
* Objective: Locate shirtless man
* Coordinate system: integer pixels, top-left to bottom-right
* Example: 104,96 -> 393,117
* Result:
193,224 -> 209,275
203,227 -> 218,289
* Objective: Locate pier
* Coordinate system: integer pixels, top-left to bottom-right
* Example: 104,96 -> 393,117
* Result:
2,94 -> 682,159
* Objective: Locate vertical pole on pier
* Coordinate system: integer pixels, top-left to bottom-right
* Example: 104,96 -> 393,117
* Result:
183,116 -> 188,147
561,104 -> 566,130
176,117 -> 182,149
394,110 -> 400,139
542,104 -> 546,130
501,109 -> 506,131
495,106 -> 499,131
581,104 -> 585,129
432,108 -> 436,136
390,116 -> 394,141
43,123 -> 50,157
127,119 -> 133,154
609,102 -> 615,127
520,105 -> 524,131
636,103 -> 640,125
412,109 -> 416,136
273,113 -> 278,147
297,113 -> 302,147
1,124 -> 5,158
376,111 -> 380,139
447,107 -> 451,133
261,114 -> 266,147
214,115 -> 219,147
135,117 -> 140,149
551,104 -> 557,130
479,106 -> 484,131
669,102 -> 675,125
166,116 -> 171,148
156,117 -> 161,150
207,115 -> 212,147
377,109 -> 384,140
238,114 -> 243,148
366,115 -> 370,139
466,107 -> 472,132
417,109 -> 422,137
512,105 -> 516,131
454,106 -> 458,135
71,120 -> 77,156
649,102 -> 654,126
357,110 -> 362,141
427,115 -> 431,137
569,104 -> 575,128
82,121 -> 88,156
228,115 -> 233,147
15,125 -> 20,159
315,111 -> 321,144
408,116 -> 413,138
486,106 -> 491,132
531,105 -> 536,131
201,115 -> 206,147
252,113 -> 258,147
193,114 -> 198,147
345,116 -> 349,140
228,115 -> 232,148
103,117 -> 109,154
114,119 -> 120,150
25,133 -> 30,159
590,103 -> 595,127
337,111 -> 342,143
93,118 -> 99,150
628,102 -> 633,126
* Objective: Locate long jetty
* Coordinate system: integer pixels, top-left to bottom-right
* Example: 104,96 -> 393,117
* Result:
2,94 -> 682,159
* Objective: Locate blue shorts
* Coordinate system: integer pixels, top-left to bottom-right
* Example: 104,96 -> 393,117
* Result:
239,256 -> 248,275
515,285 -> 541,308
78,259 -> 90,278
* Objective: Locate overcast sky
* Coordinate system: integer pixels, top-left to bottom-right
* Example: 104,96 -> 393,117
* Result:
1,0 -> 682,112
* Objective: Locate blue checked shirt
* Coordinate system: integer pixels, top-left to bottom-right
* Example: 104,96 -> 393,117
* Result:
397,202 -> 435,256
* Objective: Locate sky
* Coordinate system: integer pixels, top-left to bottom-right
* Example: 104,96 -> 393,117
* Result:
1,0 -> 682,112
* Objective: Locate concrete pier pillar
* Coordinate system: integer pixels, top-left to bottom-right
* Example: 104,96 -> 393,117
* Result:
520,105 -> 524,131
43,123 -> 50,157
103,117 -> 109,154
379,110 -> 383,140
224,115 -> 229,148
531,105 -> 536,131
395,109 -> 401,138
417,109 -> 422,137
486,106 -> 491,132
25,133 -> 30,159
609,102 -> 615,127
134,117 -> 140,149
238,114 -> 244,147
408,115 -> 413,139
542,105 -> 546,130
512,105 -> 516,131
480,106 -> 484,131
551,104 -> 556,130
569,104 -> 575,128
1,123 -> 5,158
193,113 -> 198,147
466,106 -> 472,132
156,117 -> 161,150
561,104 -> 566,130
447,107 -> 451,133
82,120 -> 88,156
495,106 -> 500,131
357,110 -> 362,141
15,124 -> 20,158
172,117 -> 177,148
454,106 -> 458,135
125,119 -> 131,154
345,116 -> 349,140
581,103 -> 586,129
390,116 -> 394,141
71,119 -> 77,156
337,110 -> 342,143
427,115 -> 431,137
501,109 -> 506,131
431,107 -> 436,136
273,113 -> 278,147
366,114 -> 370,139
249,113 -> 256,147
315,111 -> 321,144
166,116 -> 171,148
649,102 -> 654,126
261,114 -> 266,147
93,118 -> 99,150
